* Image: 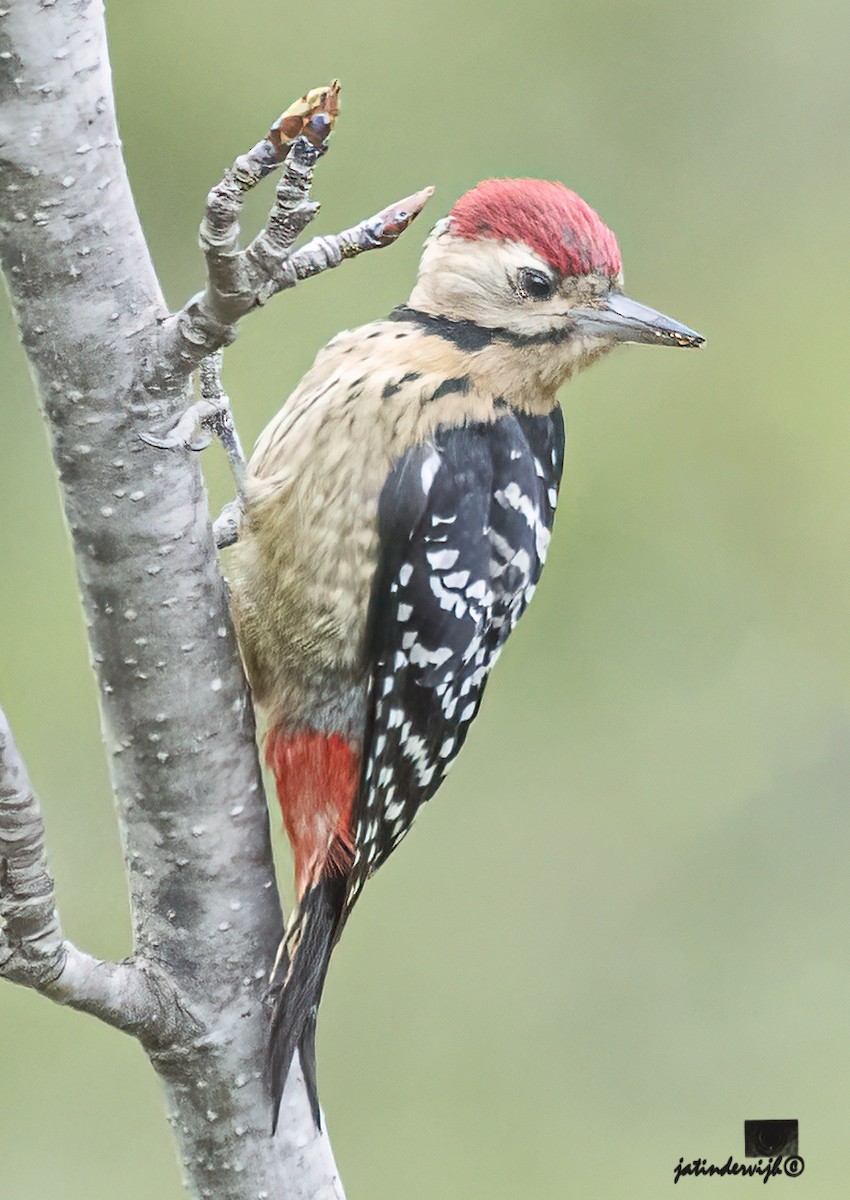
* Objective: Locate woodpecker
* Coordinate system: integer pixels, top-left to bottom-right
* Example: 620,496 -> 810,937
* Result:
227,177 -> 703,1128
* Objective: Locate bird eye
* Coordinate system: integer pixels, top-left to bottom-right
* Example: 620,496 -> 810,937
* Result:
516,268 -> 555,301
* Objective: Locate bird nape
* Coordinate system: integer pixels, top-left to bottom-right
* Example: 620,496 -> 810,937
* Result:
224,176 -> 704,1131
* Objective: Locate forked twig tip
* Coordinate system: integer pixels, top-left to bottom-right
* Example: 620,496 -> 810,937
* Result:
372,185 -> 435,244
268,80 -> 342,161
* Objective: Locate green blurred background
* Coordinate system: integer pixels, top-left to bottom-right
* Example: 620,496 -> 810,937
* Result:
2,1 -> 850,1196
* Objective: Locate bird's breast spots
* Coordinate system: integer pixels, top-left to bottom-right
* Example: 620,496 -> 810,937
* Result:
266,726 -> 360,899
423,375 -> 471,404
382,370 -> 422,400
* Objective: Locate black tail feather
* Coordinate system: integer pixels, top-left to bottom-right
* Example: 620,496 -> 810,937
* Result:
298,1007 -> 321,1127
269,874 -> 347,1133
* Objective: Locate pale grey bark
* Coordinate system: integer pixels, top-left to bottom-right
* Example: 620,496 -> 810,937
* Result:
0,707 -> 177,1037
0,3 -> 427,1197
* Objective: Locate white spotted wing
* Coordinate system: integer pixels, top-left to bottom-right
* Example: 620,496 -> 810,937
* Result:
346,408 -> 565,908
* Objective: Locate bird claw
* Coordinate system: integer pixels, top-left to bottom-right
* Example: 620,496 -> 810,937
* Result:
140,398 -> 223,454
188,429 -> 214,452
213,499 -> 244,549
142,353 -> 247,545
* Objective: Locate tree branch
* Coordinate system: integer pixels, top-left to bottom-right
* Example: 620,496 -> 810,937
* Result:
0,705 -> 64,990
149,81 -> 432,380
0,705 -> 187,1042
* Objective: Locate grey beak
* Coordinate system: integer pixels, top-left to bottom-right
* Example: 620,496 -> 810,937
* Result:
572,291 -> 704,348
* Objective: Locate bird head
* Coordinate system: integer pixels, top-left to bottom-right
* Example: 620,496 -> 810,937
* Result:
406,178 -> 703,391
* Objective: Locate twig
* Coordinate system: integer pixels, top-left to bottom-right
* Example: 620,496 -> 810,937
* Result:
284,186 -> 435,284
152,81 -> 432,379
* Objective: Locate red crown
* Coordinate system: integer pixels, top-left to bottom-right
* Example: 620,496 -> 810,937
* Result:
449,178 -> 621,279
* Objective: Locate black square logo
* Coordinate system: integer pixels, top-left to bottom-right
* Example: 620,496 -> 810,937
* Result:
744,1119 -> 799,1157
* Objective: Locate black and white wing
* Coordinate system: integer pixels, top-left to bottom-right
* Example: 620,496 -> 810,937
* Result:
346,407 -> 565,908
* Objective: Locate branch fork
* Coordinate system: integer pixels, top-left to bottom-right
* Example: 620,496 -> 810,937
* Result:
153,80 -> 433,379
0,708 -> 187,1045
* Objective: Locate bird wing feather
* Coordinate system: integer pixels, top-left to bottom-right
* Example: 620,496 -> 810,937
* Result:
345,406 -> 565,912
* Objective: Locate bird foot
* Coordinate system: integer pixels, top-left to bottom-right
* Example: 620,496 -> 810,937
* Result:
141,351 -> 247,548
140,396 -> 229,453
212,498 -> 244,549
